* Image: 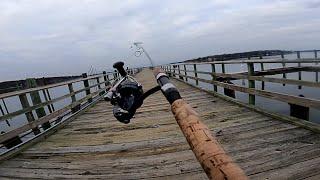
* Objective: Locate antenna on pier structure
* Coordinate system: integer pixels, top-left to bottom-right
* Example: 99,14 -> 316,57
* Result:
131,42 -> 155,67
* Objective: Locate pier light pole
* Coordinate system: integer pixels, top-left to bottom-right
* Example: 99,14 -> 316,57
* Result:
132,42 -> 155,67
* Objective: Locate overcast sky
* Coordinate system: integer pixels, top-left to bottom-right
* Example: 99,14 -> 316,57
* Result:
0,0 -> 319,82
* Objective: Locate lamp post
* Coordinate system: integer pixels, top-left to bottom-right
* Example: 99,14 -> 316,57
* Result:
132,42 -> 155,67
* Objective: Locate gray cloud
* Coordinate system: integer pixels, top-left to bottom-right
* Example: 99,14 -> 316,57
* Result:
0,0 -> 319,81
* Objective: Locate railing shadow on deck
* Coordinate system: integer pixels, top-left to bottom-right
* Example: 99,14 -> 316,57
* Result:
160,51 -> 320,133
0,68 -> 140,160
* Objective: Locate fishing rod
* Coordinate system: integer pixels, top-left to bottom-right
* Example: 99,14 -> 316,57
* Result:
153,68 -> 247,180
104,61 -> 160,124
104,42 -> 247,179
104,42 -> 160,123
104,63 -> 247,179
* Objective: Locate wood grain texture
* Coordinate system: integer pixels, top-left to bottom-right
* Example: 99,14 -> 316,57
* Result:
0,69 -> 319,179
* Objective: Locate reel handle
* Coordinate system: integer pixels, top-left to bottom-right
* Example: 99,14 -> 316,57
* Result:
113,61 -> 127,77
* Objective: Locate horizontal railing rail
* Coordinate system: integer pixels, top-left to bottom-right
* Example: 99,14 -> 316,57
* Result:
0,73 -> 111,99
171,73 -> 320,109
0,68 -> 140,153
0,80 -> 109,122
178,70 -> 320,88
160,55 -> 320,128
0,88 -> 107,145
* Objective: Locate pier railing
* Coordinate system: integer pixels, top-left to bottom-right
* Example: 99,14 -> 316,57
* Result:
0,69 -> 138,156
161,56 -> 320,131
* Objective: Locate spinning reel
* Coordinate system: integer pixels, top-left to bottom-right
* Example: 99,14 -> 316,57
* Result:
104,62 -> 160,124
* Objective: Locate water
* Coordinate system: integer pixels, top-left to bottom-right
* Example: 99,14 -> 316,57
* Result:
182,52 -> 320,123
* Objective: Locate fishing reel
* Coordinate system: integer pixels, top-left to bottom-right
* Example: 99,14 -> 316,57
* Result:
104,61 -> 160,124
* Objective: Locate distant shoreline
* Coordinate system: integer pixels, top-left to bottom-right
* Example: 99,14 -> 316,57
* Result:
178,50 -> 293,64
0,76 -> 81,94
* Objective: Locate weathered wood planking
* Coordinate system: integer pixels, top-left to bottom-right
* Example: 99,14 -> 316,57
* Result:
0,69 -> 319,179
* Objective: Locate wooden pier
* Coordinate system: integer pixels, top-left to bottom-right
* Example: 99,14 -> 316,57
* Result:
1,58 -> 320,179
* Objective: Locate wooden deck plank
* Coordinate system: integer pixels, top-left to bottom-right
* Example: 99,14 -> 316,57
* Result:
0,68 -> 319,179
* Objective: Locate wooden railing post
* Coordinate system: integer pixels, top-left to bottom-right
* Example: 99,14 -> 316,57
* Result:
96,77 -> 101,89
247,63 -> 255,105
68,84 -> 76,103
297,51 -> 301,59
41,78 -> 54,113
1,99 -> 11,126
26,78 -> 51,130
260,63 -> 265,90
68,83 -> 80,113
178,65 -> 183,80
0,103 -> 4,117
45,89 -> 55,112
297,60 -> 302,89
297,51 -> 301,88
1,99 -> 10,117
259,51 -> 263,59
221,64 -> 235,98
315,50 -> 318,65
193,64 -> 198,85
103,71 -> 109,87
281,51 -> 287,86
281,60 -> 287,86
0,102 -> 10,126
96,76 -> 105,96
211,64 -> 217,92
260,63 -> 264,71
173,65 -> 176,77
221,63 -> 226,74
19,93 -> 41,135
82,73 -> 92,103
42,89 -> 53,113
183,65 -> 188,82
281,51 -> 284,59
